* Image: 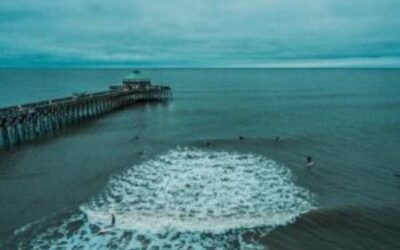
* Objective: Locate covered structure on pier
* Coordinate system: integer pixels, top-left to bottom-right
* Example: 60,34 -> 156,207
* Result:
109,70 -> 152,91
122,70 -> 151,89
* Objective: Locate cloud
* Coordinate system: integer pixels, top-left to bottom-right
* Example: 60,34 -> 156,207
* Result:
1,0 -> 400,67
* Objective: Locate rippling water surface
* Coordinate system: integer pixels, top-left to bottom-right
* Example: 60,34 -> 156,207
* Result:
0,69 -> 399,249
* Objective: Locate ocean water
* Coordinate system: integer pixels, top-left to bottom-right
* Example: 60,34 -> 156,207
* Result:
0,69 -> 399,249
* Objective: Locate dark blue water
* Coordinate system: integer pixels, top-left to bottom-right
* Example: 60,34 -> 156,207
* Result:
0,69 -> 399,249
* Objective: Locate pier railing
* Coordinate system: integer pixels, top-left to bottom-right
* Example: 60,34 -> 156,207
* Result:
0,84 -> 172,149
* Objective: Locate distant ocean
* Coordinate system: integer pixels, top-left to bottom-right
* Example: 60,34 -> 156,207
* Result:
1,69 -> 400,249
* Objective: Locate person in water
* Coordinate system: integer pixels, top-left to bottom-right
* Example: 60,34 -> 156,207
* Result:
98,214 -> 116,234
306,155 -> 315,169
111,214 -> 115,227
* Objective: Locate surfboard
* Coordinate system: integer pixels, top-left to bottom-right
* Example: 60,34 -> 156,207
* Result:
306,162 -> 315,168
99,228 -> 112,234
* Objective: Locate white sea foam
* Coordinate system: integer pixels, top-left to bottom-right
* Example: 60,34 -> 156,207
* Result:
11,148 -> 315,249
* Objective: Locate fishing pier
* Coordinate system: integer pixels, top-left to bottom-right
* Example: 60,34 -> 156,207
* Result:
0,71 -> 172,149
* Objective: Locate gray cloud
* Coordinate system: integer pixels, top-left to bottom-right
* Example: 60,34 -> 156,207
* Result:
1,0 -> 400,67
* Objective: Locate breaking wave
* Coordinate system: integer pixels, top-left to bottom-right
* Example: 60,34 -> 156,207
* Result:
8,148 -> 315,249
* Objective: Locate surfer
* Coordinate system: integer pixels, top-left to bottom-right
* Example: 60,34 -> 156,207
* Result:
111,214 -> 115,227
275,136 -> 280,143
306,155 -> 315,169
99,214 -> 115,234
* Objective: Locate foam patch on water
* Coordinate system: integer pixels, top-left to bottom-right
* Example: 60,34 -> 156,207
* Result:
8,148 -> 315,249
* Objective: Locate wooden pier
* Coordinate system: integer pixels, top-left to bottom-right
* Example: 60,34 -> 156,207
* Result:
0,72 -> 172,149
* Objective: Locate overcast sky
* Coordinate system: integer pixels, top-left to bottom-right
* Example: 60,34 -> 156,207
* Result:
1,0 -> 400,67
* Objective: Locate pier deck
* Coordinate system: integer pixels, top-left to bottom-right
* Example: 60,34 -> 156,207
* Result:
0,76 -> 172,149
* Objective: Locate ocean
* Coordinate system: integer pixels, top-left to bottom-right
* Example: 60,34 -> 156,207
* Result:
0,69 -> 399,249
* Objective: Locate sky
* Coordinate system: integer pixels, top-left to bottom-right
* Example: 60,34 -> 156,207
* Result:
1,0 -> 400,67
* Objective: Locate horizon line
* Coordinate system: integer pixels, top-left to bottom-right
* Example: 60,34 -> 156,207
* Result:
1,66 -> 400,70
